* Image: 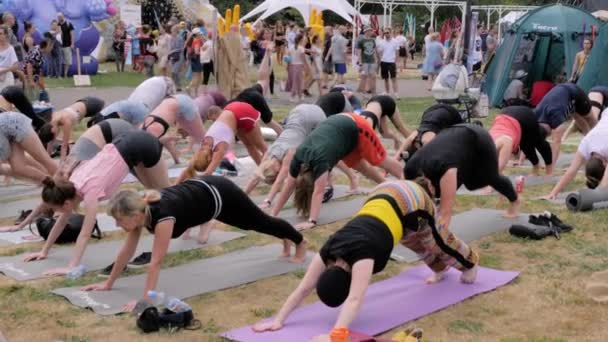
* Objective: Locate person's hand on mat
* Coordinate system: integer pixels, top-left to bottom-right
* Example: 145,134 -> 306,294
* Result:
23,251 -> 47,262
295,221 -> 316,231
0,225 -> 22,232
81,282 -> 111,291
123,300 -> 137,313
252,319 -> 283,332
43,267 -> 72,276
541,193 -> 557,201
258,200 -> 272,210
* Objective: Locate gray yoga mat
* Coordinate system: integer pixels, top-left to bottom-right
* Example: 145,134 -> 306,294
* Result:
0,230 -> 245,281
52,244 -> 313,315
391,208 -> 529,262
279,196 -> 367,227
0,183 -> 40,201
457,175 -> 560,196
523,153 -> 574,169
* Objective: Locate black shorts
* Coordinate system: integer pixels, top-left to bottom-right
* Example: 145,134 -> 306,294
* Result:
380,62 -> 396,79
77,97 -> 105,118
399,47 -> 407,57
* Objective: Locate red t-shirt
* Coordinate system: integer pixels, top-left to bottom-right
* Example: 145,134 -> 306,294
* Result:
530,81 -> 555,107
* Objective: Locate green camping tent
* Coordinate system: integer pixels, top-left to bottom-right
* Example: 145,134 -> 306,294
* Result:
577,23 -> 608,92
485,4 -> 600,107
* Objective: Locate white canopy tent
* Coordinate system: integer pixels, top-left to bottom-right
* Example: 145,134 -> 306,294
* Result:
240,0 -> 358,25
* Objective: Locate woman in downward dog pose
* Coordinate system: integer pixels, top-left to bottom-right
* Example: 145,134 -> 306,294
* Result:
271,113 -> 403,230
254,181 -> 478,340
90,76 -> 176,126
38,97 -> 105,160
546,110 -> 608,199
139,94 -> 206,164
176,102 -> 267,181
0,112 -> 57,183
405,124 -> 521,219
21,131 -> 170,274
489,106 -> 553,175
362,95 -> 411,149
395,103 -> 462,160
80,175 -> 308,311
244,104 -> 344,206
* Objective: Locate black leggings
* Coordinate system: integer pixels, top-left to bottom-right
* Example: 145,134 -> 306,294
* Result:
465,126 -> 518,202
77,96 -> 105,117
202,175 -> 303,244
1,86 -> 45,131
269,70 -> 275,95
202,61 -> 214,85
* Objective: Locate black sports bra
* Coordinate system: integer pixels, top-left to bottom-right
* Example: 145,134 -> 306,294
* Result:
142,114 -> 170,138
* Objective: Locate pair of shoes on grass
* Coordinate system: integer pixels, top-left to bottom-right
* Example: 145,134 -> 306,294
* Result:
98,252 -> 151,277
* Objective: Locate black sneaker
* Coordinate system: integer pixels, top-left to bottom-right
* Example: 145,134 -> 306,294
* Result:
14,209 -> 32,225
545,212 -> 573,233
128,252 -> 152,268
98,263 -> 126,278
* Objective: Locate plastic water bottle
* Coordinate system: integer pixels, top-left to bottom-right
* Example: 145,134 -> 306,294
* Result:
66,265 -> 87,279
166,297 -> 191,313
147,290 -> 166,307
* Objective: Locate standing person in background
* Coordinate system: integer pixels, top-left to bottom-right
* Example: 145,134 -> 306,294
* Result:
288,34 -> 308,103
0,25 -> 19,89
156,25 -> 172,77
421,33 -> 444,91
287,23 -> 297,50
479,25 -> 488,56
423,27 -> 434,57
112,21 -> 127,73
185,28 -> 204,97
407,35 -> 415,61
195,18 -> 207,38
309,35 -> 324,96
328,26 -> 348,86
57,12 -> 74,78
275,20 -> 286,66
394,29 -> 408,72
377,28 -> 400,98
357,26 -> 377,95
321,26 -> 334,90
484,26 -> 497,63
200,32 -> 214,94
43,31 -> 62,79
23,35 -> 45,101
168,24 -> 185,92
22,22 -> 35,46
570,39 -> 592,83
138,25 -> 157,78
471,27 -> 483,72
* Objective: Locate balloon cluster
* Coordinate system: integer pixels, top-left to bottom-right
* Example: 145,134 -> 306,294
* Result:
309,8 -> 325,41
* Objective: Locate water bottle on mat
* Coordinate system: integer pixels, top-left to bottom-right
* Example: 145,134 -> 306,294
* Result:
66,265 -> 87,279
515,175 -> 525,193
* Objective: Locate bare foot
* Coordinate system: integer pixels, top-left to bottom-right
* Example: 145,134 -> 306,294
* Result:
182,229 -> 193,240
197,222 -> 213,244
480,186 -> 493,195
281,240 -> 292,258
426,271 -> 446,284
291,240 -> 308,263
503,197 -> 521,218
460,265 -> 478,284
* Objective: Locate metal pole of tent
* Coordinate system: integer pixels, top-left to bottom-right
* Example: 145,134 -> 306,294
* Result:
498,8 -> 504,40
487,9 -> 491,29
389,4 -> 393,27
430,1 -> 435,30
383,0 -> 388,28
352,0 -> 358,70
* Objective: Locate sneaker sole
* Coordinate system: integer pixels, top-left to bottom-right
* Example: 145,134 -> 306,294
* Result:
127,263 -> 150,269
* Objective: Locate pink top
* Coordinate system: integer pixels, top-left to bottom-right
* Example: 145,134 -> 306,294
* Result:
69,144 -> 129,207
489,114 -> 522,153
205,120 -> 235,150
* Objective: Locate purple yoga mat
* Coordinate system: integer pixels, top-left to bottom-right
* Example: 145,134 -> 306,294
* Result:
221,266 -> 519,342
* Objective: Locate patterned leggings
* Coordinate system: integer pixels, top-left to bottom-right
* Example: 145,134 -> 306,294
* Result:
401,220 -> 478,273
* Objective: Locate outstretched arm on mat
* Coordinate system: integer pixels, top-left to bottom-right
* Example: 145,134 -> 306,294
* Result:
545,152 -> 585,200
